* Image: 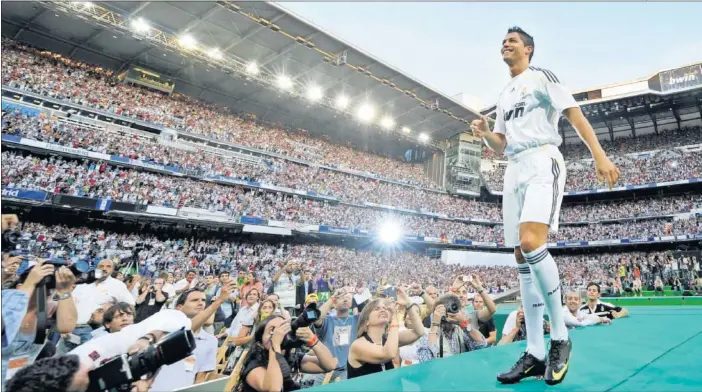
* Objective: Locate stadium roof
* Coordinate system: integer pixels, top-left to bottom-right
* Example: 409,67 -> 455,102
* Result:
482,62 -> 702,144
1,1 -> 482,153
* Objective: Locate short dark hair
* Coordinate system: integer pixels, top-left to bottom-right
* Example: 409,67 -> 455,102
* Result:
187,269 -> 197,275
587,282 -> 601,293
103,302 -> 135,327
507,26 -> 535,62
176,288 -> 203,307
219,271 -> 230,278
6,354 -> 81,392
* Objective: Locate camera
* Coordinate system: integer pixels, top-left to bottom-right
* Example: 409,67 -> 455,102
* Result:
16,258 -> 102,290
283,303 -> 321,350
87,328 -> 196,392
445,301 -> 461,314
2,229 -> 22,252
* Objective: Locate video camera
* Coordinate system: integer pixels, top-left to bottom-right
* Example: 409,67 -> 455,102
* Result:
283,303 -> 321,350
87,328 -> 196,392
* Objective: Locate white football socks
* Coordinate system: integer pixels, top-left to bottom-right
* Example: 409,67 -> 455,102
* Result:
523,244 -> 569,342
518,263 -> 546,360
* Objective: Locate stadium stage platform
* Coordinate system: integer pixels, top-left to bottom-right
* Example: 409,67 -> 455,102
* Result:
182,306 -> 702,392
308,306 -> 702,392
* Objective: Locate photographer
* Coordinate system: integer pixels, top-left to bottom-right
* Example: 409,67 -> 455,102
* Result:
134,277 -> 168,323
272,262 -> 300,315
2,259 -> 77,386
310,287 -> 357,383
236,316 -> 338,392
7,312 -> 194,392
60,259 -> 134,353
416,294 -> 487,362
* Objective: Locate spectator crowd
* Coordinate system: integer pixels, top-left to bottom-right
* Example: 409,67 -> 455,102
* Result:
3,38 -> 701,198
3,151 -> 701,243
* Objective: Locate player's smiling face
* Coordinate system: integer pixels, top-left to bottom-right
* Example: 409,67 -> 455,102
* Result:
501,32 -> 527,63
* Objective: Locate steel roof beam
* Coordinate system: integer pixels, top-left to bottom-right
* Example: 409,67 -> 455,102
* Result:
321,60 -> 375,91
127,2 -> 151,18
258,32 -> 319,68
177,4 -> 222,36
222,13 -> 286,52
407,112 -> 444,128
69,28 -> 105,56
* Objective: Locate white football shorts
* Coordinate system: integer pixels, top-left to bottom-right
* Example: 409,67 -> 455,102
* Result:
502,144 -> 566,248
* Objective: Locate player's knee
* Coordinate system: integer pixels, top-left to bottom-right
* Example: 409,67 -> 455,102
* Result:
513,248 -> 526,264
519,232 -> 545,254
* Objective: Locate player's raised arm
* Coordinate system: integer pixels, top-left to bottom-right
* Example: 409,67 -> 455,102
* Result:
562,107 -> 620,190
471,114 -> 506,155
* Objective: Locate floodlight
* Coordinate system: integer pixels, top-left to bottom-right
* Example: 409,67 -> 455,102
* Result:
418,133 -> 429,142
131,18 -> 150,33
401,126 -> 411,134
356,103 -> 375,123
670,161 -> 678,168
276,75 -> 293,90
378,221 -> 402,244
245,62 -> 259,75
179,34 -> 197,49
380,116 -> 395,130
335,95 -> 350,109
207,48 -> 223,60
307,85 -> 323,101
83,2 -> 93,8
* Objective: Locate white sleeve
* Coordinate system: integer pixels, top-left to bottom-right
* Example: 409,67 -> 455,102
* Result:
70,310 -> 192,366
114,280 -> 136,306
493,105 -> 506,135
563,307 -> 592,328
199,337 -> 217,373
502,312 -> 516,336
535,70 -> 578,113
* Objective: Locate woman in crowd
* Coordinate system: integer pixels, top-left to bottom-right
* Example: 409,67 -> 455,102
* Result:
241,271 -> 263,300
346,287 -> 425,379
237,315 -> 338,392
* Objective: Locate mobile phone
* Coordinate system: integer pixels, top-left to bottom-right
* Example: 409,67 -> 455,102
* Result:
462,275 -> 470,282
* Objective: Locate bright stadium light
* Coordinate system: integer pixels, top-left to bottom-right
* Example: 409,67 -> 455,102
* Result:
130,18 -> 150,33
82,2 -> 93,9
356,103 -> 375,123
335,95 -> 350,109
277,75 -> 293,90
378,221 -> 403,244
179,34 -> 197,49
401,126 -> 411,134
245,62 -> 259,75
380,116 -> 395,130
307,85 -> 323,101
418,133 -> 430,143
207,48 -> 223,60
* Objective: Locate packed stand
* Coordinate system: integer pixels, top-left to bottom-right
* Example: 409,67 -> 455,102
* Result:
4,150 -> 702,243
2,105 -> 501,218
563,126 -> 702,160
4,111 -> 700,224
482,150 -> 702,193
1,38 -> 438,189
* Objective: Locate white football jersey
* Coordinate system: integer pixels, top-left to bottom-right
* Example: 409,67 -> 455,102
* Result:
493,67 -> 578,158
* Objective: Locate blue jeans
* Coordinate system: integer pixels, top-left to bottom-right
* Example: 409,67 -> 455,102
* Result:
56,326 -> 94,355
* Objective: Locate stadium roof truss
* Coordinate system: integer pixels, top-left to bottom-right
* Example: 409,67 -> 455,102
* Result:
1,1 -> 482,152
